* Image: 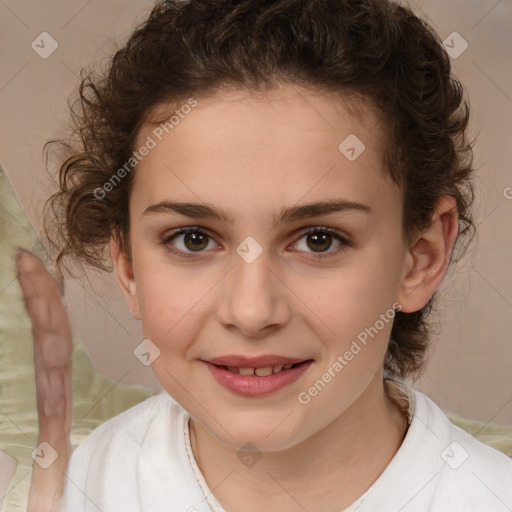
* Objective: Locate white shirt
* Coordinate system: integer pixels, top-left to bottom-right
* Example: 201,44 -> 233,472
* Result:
61,380 -> 512,511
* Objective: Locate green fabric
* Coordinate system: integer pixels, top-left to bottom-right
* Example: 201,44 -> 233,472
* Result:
0,165 -> 510,510
450,415 -> 512,458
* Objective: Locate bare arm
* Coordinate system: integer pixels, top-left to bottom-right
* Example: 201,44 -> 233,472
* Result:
16,249 -> 73,512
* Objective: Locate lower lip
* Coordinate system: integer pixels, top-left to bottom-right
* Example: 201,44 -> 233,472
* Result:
203,360 -> 313,397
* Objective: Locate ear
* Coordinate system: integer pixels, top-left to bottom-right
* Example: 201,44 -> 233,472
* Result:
397,196 -> 459,313
110,235 -> 141,320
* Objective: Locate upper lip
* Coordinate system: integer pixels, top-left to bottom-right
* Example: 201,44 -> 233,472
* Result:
204,355 -> 311,368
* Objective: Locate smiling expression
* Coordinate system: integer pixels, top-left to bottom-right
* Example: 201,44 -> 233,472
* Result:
112,84 -> 412,451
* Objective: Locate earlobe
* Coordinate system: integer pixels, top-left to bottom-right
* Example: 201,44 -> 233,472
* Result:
109,236 -> 141,320
398,196 -> 459,313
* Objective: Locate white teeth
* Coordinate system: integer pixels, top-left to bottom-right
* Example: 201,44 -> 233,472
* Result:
224,363 -> 296,376
255,366 -> 273,377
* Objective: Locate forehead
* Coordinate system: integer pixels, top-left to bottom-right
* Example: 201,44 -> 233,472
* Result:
141,84 -> 385,153
130,84 -> 397,219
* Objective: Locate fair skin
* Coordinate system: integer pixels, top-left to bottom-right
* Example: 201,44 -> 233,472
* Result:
111,84 -> 459,510
21,84 -> 458,511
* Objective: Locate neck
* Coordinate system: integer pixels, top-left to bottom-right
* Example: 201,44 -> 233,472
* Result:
189,377 -> 408,512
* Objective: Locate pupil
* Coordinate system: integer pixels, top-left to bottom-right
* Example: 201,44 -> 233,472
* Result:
185,231 -> 208,251
182,231 -> 332,253
308,233 -> 331,252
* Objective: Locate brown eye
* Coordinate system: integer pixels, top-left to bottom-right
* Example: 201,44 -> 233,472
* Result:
306,232 -> 333,252
162,227 -> 217,256
293,227 -> 350,259
182,231 -> 209,251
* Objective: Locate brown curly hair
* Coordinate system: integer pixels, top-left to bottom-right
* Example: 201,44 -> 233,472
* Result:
44,0 -> 475,379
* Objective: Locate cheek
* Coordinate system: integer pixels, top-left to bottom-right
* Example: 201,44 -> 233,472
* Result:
296,247 -> 404,376
306,257 -> 399,334
294,260 -> 401,422
135,266 -> 189,347
134,262 -> 218,358
135,270 -> 205,396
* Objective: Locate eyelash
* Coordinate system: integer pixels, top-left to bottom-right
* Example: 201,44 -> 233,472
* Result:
161,226 -> 351,261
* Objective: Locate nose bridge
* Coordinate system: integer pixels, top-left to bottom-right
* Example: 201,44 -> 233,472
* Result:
218,235 -> 289,336
233,237 -> 272,292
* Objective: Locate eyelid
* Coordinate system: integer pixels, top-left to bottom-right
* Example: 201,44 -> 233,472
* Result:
291,226 -> 352,260
294,225 -> 351,243
161,225 -> 352,259
161,226 -> 220,259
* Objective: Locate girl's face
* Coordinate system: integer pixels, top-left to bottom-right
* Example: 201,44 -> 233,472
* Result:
115,84 -> 412,451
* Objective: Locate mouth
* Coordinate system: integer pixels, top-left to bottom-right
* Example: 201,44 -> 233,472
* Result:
213,362 -> 304,376
202,356 -> 314,397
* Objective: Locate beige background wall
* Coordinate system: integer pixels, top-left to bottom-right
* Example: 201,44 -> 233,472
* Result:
0,0 -> 511,426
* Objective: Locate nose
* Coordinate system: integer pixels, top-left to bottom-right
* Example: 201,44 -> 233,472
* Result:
216,242 -> 291,339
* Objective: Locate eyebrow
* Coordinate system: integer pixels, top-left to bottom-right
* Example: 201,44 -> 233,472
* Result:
142,198 -> 371,225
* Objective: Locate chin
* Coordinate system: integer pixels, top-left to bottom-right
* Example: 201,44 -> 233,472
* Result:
200,409 -> 309,453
